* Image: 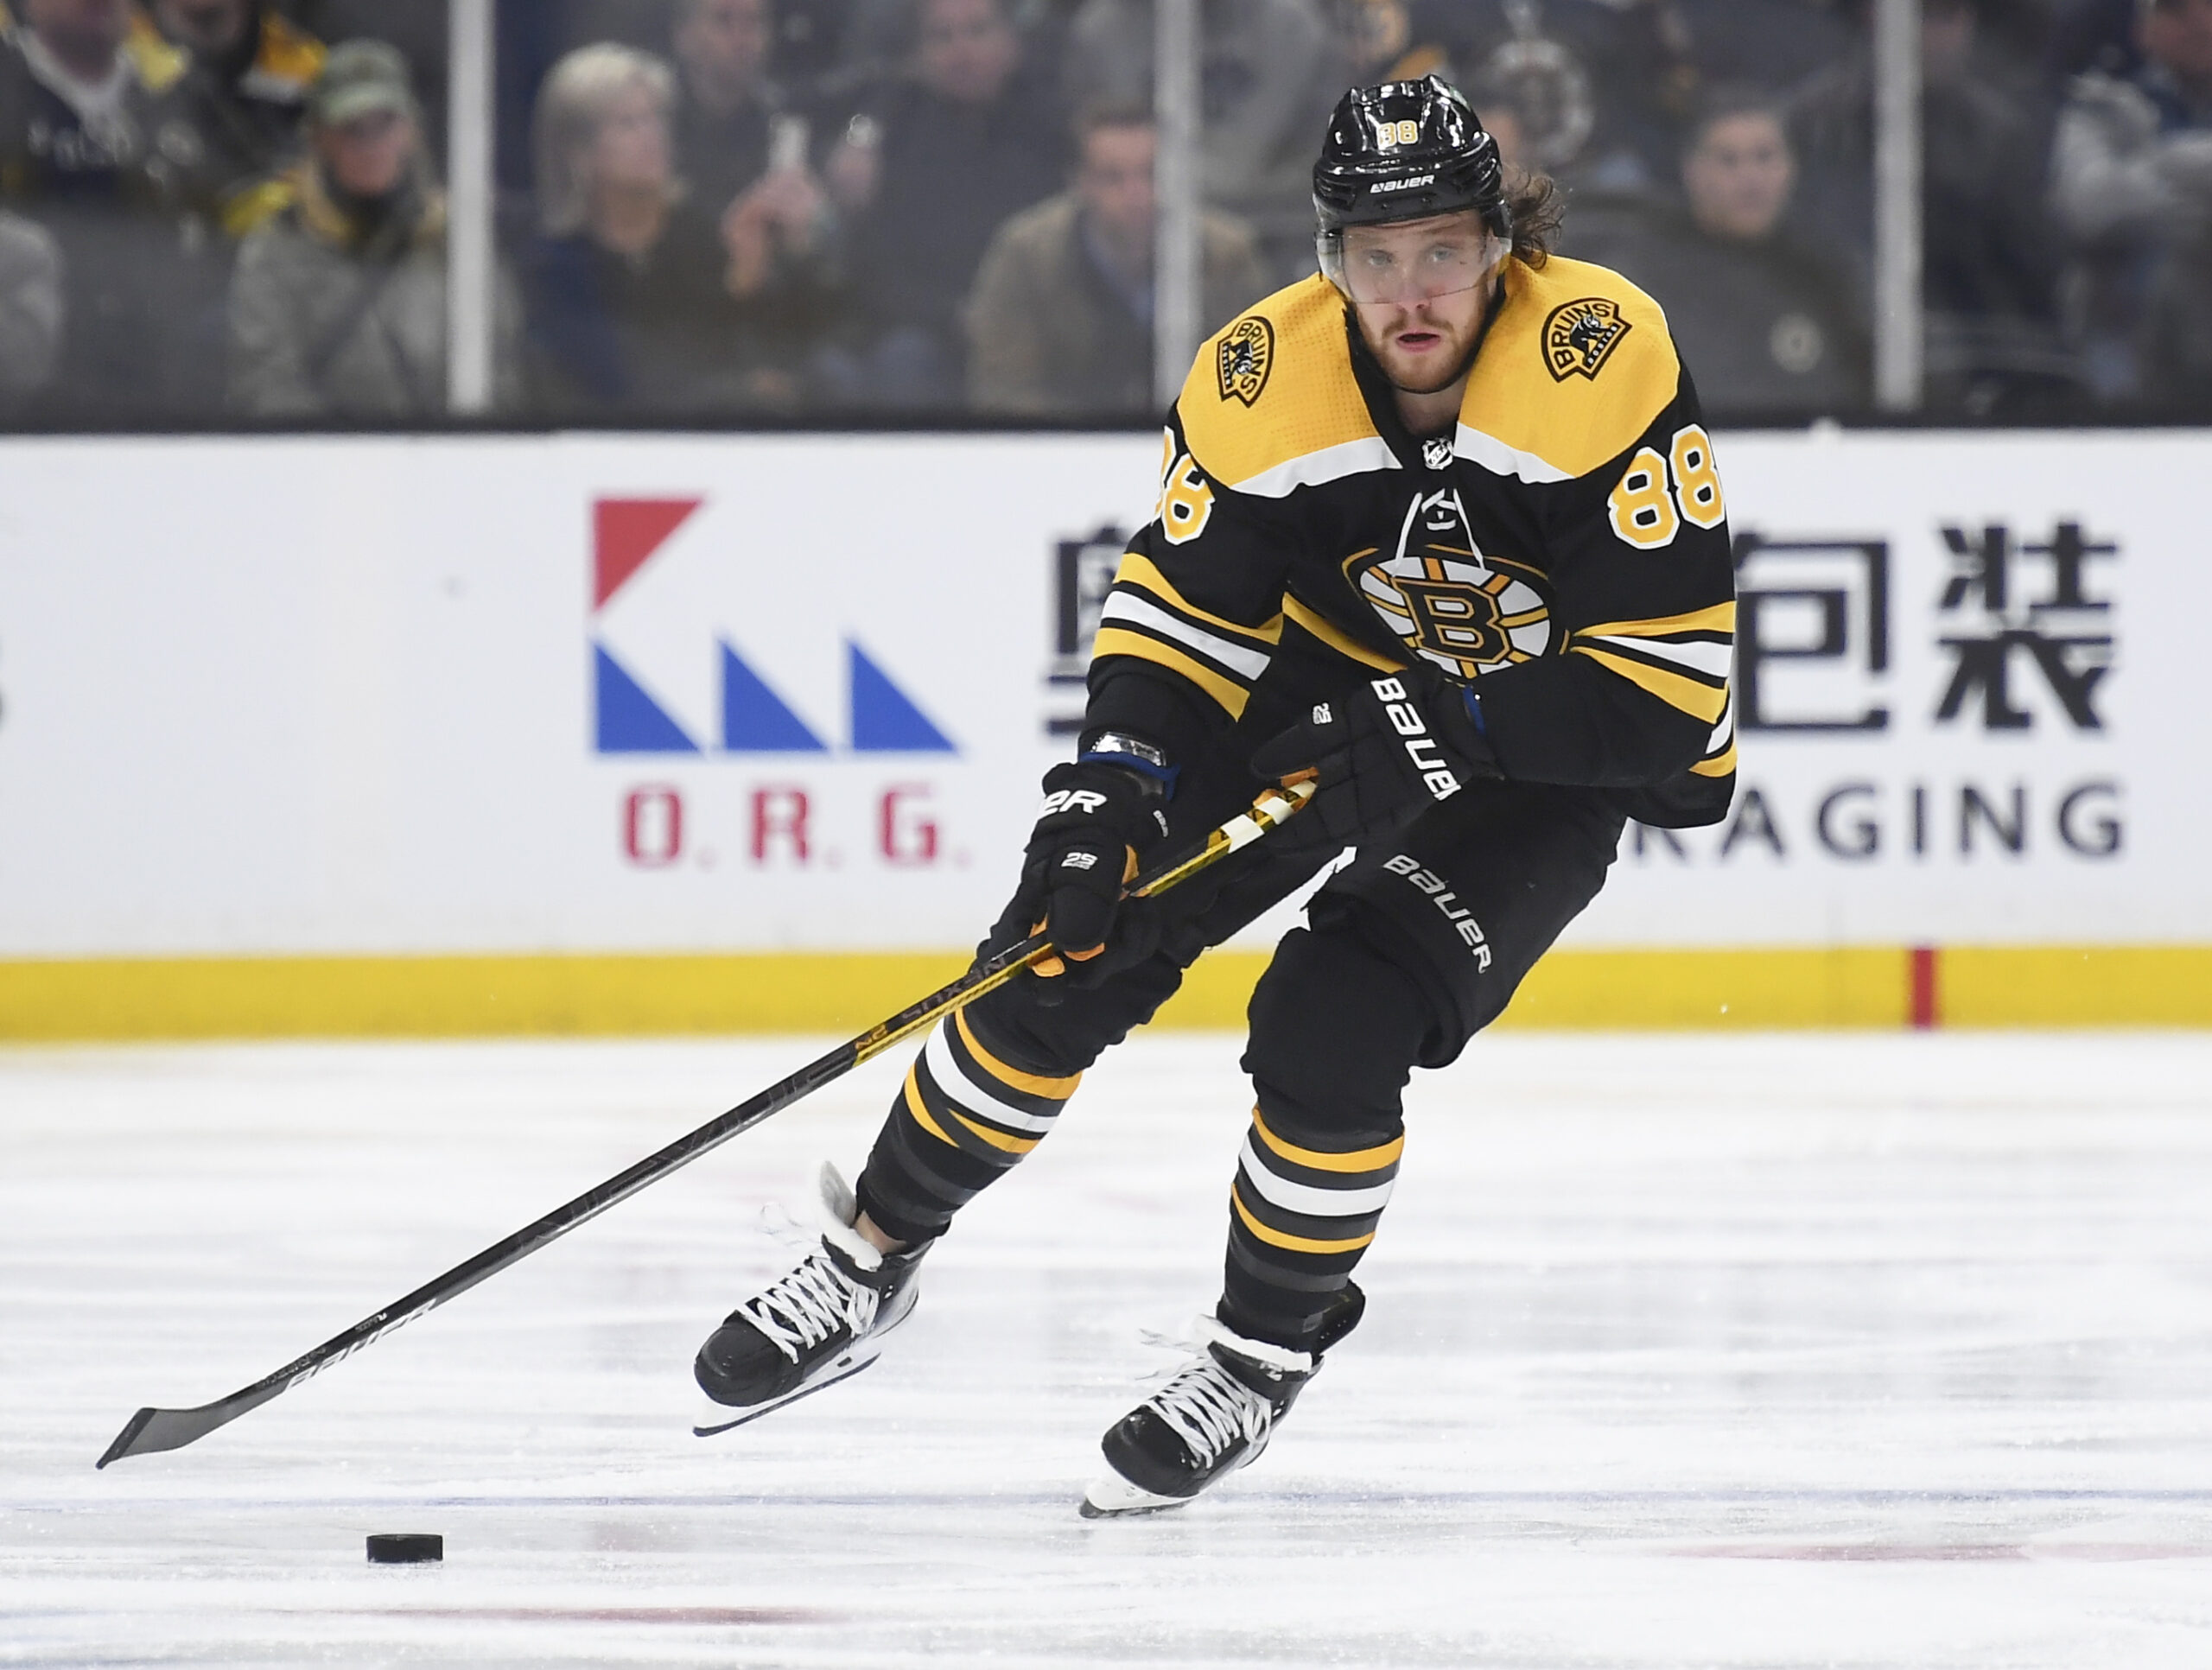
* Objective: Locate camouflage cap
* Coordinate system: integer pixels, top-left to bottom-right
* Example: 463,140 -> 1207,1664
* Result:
311,40 -> 415,126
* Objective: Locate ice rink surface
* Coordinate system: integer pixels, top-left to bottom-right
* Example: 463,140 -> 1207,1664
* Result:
3,1031 -> 2210,1668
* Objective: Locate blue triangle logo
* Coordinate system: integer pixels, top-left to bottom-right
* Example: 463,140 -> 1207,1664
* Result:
594,644 -> 700,753
849,640 -> 956,752
721,640 -> 829,752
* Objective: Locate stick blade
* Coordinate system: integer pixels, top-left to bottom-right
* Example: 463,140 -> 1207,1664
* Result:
97,1383 -> 283,1469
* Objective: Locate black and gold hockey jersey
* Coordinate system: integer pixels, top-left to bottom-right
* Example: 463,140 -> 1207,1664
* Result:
1085,255 -> 1738,828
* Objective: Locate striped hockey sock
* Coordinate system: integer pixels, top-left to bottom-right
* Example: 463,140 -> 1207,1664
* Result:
854,1010 -> 1082,1247
1222,1106 -> 1402,1348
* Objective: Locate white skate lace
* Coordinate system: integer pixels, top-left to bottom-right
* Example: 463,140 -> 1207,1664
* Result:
734,1248 -> 877,1363
1137,1334 -> 1272,1466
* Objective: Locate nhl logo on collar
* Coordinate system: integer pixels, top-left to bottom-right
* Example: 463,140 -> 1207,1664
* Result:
1217,316 -> 1274,406
1541,297 -> 1630,382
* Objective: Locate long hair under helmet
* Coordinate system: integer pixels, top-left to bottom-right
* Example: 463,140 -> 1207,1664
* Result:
1313,74 -> 1511,302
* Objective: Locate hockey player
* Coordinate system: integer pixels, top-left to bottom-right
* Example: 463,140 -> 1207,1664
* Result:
694,74 -> 1737,1515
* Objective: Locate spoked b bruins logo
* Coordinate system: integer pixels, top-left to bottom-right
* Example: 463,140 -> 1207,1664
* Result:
1541,296 -> 1630,382
1217,315 -> 1274,406
1346,487 -> 1554,680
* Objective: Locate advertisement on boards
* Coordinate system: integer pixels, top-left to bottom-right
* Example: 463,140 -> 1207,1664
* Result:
0,429 -> 2204,960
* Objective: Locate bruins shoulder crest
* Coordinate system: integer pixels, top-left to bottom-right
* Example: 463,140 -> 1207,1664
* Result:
1541,296 -> 1630,382
1217,316 -> 1274,406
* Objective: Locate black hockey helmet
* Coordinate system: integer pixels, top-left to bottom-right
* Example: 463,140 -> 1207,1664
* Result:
1313,74 -> 1510,240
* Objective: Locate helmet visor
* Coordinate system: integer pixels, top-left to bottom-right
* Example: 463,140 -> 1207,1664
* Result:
1321,213 -> 1504,307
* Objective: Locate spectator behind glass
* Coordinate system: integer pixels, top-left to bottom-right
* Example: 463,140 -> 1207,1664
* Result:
2132,0 -> 2212,404
1794,0 -> 2075,415
1386,0 -> 1698,194
227,41 -> 518,418
671,0 -> 787,216
1335,0 -> 1454,83
526,41 -> 840,415
1673,0 -> 1853,95
0,207 -> 62,412
140,0 -> 326,235
1460,64 -> 1533,175
2048,0 -> 2144,85
1574,91 -> 1869,415
295,0 -> 448,153
2052,0 -> 2212,401
1064,0 -> 1344,283
820,0 -> 1065,407
0,0 -> 223,416
964,102 -> 1268,415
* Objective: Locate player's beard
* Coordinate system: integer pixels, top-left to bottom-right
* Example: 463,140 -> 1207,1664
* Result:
1359,295 -> 1487,396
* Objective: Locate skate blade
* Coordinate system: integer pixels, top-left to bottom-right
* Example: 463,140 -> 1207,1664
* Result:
693,1351 -> 880,1438
1077,1473 -> 1194,1519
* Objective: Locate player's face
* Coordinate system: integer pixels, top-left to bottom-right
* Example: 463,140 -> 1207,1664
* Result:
1343,214 -> 1498,395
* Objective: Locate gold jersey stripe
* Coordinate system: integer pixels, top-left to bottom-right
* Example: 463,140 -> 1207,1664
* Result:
901,1064 -> 960,1150
1577,601 -> 1738,640
1091,627 -> 1251,718
1573,645 -> 1731,724
1690,741 -> 1739,778
1115,554 -> 1285,645
1282,595 -> 1407,673
1251,1108 -> 1404,1173
1232,1184 -> 1377,1254
952,1011 -> 1082,1098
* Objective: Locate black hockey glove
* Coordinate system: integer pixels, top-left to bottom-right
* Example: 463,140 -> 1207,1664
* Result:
1249,666 -> 1499,850
1006,758 -> 1172,992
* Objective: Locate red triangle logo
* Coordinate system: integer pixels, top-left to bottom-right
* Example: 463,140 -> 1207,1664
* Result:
594,498 -> 702,610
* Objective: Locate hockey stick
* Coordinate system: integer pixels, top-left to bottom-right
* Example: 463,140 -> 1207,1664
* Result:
96,778 -> 1314,1469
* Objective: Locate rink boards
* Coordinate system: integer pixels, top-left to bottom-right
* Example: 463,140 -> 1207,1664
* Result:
0,426 -> 2206,1036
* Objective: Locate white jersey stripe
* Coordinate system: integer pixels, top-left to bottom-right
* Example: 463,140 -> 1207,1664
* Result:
1582,632 -> 1735,680
1236,1138 -> 1398,1217
1100,594 -> 1274,681
925,1025 -> 1061,1133
1707,690 -> 1734,751
1452,423 -> 1574,486
1230,436 -> 1402,499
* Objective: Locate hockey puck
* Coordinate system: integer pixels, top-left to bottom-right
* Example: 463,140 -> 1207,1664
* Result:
365,1533 -> 443,1565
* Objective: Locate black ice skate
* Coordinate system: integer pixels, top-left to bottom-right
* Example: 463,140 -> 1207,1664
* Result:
1079,1318 -> 1319,1517
1080,1285 -> 1363,1517
693,1164 -> 928,1436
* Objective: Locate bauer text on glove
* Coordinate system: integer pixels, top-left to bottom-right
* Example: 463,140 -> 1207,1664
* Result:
1248,670 -> 1500,847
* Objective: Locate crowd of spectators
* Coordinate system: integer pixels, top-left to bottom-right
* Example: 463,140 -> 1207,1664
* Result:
0,0 -> 2209,423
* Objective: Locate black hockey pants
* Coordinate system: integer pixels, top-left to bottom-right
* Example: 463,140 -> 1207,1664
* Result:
854,775 -> 1625,1351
